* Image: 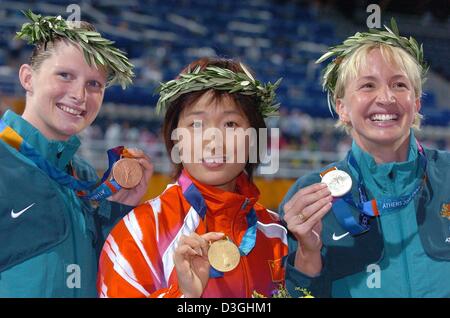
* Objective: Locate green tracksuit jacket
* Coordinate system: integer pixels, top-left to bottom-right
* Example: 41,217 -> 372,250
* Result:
0,110 -> 132,297
280,134 -> 450,297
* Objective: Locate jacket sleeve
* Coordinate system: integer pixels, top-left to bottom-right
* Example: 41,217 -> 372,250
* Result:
284,250 -> 332,298
278,175 -> 333,298
96,200 -> 135,245
97,204 -> 185,298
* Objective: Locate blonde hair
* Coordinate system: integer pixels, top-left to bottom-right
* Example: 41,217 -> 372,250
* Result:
332,43 -> 425,133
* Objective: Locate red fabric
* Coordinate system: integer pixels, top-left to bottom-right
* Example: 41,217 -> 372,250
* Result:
98,171 -> 287,298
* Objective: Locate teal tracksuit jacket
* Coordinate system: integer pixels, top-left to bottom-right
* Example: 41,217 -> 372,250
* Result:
0,110 -> 132,297
280,134 -> 450,297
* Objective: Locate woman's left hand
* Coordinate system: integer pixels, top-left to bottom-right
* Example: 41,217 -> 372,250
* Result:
108,148 -> 154,206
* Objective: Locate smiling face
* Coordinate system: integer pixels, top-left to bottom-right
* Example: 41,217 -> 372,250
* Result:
336,48 -> 421,153
20,40 -> 107,141
176,90 -> 251,192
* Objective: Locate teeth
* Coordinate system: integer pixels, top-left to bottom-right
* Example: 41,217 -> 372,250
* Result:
58,104 -> 83,116
204,157 -> 224,163
370,113 -> 398,121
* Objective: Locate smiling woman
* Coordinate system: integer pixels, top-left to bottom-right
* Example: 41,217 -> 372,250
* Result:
280,19 -> 450,298
175,90 -> 251,192
97,57 -> 288,298
19,40 -> 107,140
335,45 -> 421,163
0,10 -> 154,298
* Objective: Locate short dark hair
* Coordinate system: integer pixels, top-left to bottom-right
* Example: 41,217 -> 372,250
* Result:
162,57 -> 267,180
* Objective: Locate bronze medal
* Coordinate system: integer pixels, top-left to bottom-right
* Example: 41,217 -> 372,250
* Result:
112,158 -> 143,189
208,239 -> 240,272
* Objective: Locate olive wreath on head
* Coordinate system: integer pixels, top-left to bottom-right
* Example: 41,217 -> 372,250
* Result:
316,18 -> 428,113
16,9 -> 134,88
156,63 -> 282,118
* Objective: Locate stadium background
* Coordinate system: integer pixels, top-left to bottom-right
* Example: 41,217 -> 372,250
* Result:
0,0 -> 448,209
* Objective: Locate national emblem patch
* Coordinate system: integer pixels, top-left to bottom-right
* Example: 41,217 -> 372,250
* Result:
440,203 -> 450,220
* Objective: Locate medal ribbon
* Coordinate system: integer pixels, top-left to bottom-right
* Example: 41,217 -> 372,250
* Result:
330,141 -> 427,235
0,119 -> 125,201
178,171 -> 258,277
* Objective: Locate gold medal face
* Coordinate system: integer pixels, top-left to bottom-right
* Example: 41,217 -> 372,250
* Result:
112,158 -> 143,189
208,239 -> 240,273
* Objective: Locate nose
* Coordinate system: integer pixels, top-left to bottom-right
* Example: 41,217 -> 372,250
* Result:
69,80 -> 86,104
376,85 -> 395,105
203,126 -> 225,157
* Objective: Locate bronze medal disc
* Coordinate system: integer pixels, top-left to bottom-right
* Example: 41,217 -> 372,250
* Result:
208,239 -> 241,272
112,158 -> 143,189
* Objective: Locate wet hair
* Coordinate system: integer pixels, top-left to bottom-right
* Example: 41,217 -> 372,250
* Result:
162,57 -> 267,180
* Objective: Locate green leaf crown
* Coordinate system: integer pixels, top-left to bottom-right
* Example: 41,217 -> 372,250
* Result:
156,63 -> 282,118
316,18 -> 428,113
16,10 -> 134,89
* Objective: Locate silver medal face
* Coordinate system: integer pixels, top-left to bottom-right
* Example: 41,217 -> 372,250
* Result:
322,170 -> 352,197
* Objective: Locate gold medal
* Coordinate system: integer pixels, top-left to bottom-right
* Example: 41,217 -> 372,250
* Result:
208,238 -> 240,273
112,158 -> 143,189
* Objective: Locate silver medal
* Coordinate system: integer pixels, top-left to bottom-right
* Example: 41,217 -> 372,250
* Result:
322,169 -> 352,197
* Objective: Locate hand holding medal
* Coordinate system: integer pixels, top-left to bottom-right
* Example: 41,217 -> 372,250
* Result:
108,148 -> 154,206
173,232 -> 225,298
283,168 -> 351,249
282,183 -> 333,276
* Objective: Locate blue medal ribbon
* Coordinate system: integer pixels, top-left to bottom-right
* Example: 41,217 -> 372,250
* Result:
178,172 -> 258,278
0,119 -> 124,201
331,142 -> 427,236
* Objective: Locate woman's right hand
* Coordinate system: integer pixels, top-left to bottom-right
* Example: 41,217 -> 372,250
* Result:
283,183 -> 333,275
173,232 -> 224,298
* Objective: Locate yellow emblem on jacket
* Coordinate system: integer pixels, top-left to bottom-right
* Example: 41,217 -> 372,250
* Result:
441,203 -> 450,220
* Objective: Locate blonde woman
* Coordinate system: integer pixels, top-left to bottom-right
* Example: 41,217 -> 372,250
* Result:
280,19 -> 450,297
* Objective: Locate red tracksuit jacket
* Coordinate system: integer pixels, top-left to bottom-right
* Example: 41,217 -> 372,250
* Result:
98,170 -> 287,298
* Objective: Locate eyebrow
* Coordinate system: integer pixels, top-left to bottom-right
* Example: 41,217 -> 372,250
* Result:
184,110 -> 243,117
55,66 -> 107,82
55,66 -> 77,73
358,74 -> 407,81
357,76 -> 377,81
223,110 -> 243,115
184,111 -> 206,117
390,74 -> 408,80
